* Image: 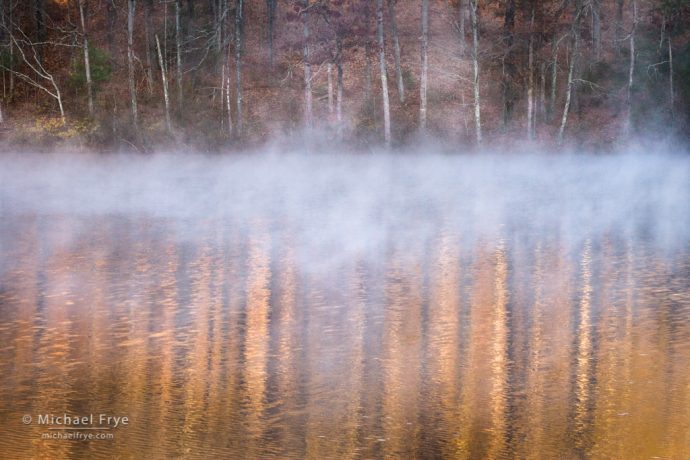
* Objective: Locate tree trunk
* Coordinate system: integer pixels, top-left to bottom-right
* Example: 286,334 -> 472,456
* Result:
302,0 -> 312,129
235,0 -> 244,137
470,0 -> 482,145
549,39 -> 559,121
327,63 -> 334,114
155,34 -> 173,134
267,0 -> 277,69
365,43 -> 372,101
226,64 -> 233,137
420,0 -> 429,131
668,33 -> 674,120
388,0 -> 405,103
458,0 -> 466,50
78,0 -> 94,116
527,7 -> 535,140
336,37 -> 344,138
539,61 -> 546,122
144,0 -> 154,94
175,0 -> 183,115
7,0 -> 14,100
377,0 -> 391,147
624,0 -> 637,135
502,0 -> 515,129
558,20 -> 580,145
127,0 -> 138,127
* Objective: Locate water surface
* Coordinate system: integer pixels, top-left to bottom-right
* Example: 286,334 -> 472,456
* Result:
0,152 -> 689,459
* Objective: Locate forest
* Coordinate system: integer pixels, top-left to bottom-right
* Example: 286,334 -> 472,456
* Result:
0,0 -> 688,151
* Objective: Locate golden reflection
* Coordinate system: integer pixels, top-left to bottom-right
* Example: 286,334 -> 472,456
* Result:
0,219 -> 688,458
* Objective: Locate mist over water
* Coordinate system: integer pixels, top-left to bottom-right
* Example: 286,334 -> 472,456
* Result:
0,149 -> 689,458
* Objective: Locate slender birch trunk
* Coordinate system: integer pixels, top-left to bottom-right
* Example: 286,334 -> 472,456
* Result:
302,0 -> 312,129
78,0 -> 93,116
175,0 -> 183,115
376,0 -> 391,147
549,40 -> 559,120
327,63 -> 334,114
235,0 -> 244,137
336,37 -> 344,138
144,0 -> 154,94
420,0 -> 429,131
558,20 -> 580,145
388,0 -> 405,103
470,0 -> 482,145
458,0 -> 466,51
539,61 -> 546,122
625,0 -> 637,135
527,7 -> 535,140
155,35 -> 172,134
127,0 -> 138,127
226,68 -> 233,137
668,34 -> 674,120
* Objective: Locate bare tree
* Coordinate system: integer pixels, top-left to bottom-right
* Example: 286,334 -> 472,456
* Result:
558,10 -> 582,145
127,0 -> 138,127
420,0 -> 428,131
144,0 -> 154,94
470,0 -> 482,144
302,0 -> 312,129
155,35 -> 172,134
1,27 -> 65,121
668,32 -> 674,120
236,0 -> 244,137
624,0 -> 637,135
388,0 -> 404,103
175,0 -> 183,115
78,0 -> 93,116
377,0 -> 391,147
527,6 -> 535,140
502,0 -> 516,128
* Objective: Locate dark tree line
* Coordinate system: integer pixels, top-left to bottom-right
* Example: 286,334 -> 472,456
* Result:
0,0 -> 688,148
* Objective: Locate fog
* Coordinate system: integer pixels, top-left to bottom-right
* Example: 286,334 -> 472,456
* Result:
1,148 -> 689,275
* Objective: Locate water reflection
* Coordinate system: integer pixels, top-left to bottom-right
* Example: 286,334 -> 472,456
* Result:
0,216 -> 688,459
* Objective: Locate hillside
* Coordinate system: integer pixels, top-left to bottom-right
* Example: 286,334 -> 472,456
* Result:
0,0 -> 688,151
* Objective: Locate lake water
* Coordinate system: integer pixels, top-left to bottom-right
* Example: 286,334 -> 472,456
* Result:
0,152 -> 688,459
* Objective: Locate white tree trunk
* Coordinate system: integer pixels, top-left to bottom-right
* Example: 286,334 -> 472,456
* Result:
327,63 -> 334,114
175,0 -> 183,115
625,0 -> 637,135
78,0 -> 93,116
558,27 -> 580,145
420,0 -> 429,131
155,35 -> 172,134
526,8 -> 535,140
127,0 -> 138,127
668,34 -> 674,120
388,0 -> 405,103
377,0 -> 391,147
302,1 -> 312,129
235,0 -> 244,137
470,0 -> 482,145
336,38 -> 344,138
226,66 -> 233,137
549,40 -> 559,120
